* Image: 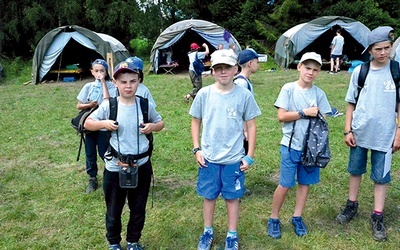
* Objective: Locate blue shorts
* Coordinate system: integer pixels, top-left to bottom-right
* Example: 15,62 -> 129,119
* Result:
347,146 -> 391,184
197,160 -> 245,200
331,54 -> 341,60
279,145 -> 320,188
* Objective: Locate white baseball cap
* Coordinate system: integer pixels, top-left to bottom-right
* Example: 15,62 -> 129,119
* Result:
299,52 -> 322,66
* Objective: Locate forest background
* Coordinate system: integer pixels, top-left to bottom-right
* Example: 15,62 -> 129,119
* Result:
1,0 -> 400,60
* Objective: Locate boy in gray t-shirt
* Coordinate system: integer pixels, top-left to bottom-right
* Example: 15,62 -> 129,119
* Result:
337,26 -> 400,242
267,52 -> 331,239
85,61 -> 164,250
190,49 -> 261,250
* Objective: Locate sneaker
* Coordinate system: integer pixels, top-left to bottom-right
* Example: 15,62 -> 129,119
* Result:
291,216 -> 308,237
267,218 -> 281,239
197,231 -> 214,250
370,213 -> 387,241
86,177 -> 98,193
336,200 -> 358,224
127,242 -> 143,250
108,244 -> 122,250
328,71 -> 335,74
224,236 -> 239,250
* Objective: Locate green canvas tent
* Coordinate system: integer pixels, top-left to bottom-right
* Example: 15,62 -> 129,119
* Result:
31,25 -> 130,84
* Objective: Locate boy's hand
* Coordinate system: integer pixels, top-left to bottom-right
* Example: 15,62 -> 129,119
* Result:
303,106 -> 319,117
240,160 -> 250,171
104,120 -> 119,131
344,133 -> 356,147
194,151 -> 206,167
139,123 -> 153,134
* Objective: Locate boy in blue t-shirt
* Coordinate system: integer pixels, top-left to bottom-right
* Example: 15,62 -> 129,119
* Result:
190,49 -> 261,250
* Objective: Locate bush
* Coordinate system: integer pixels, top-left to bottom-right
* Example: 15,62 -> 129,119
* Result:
129,38 -> 152,58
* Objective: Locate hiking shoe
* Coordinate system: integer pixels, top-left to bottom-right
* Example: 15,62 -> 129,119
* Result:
108,244 -> 122,250
127,242 -> 143,250
292,216 -> 308,236
86,177 -> 98,193
224,236 -> 239,250
370,213 -> 387,241
267,218 -> 281,239
197,231 -> 214,250
336,200 -> 358,224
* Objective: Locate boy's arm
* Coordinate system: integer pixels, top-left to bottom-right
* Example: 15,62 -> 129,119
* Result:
277,107 -> 319,122
191,117 -> 206,167
245,119 -> 256,158
344,103 -> 356,147
84,117 -> 118,131
393,103 -> 400,152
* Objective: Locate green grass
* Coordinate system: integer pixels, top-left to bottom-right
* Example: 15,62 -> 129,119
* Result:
1,62 -> 400,249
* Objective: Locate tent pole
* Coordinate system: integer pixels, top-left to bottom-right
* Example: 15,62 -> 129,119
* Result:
57,52 -> 63,82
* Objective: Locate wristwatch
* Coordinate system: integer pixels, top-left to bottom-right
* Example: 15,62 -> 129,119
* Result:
343,130 -> 353,136
192,147 -> 201,154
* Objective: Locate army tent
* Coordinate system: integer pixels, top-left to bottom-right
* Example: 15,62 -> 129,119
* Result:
31,25 -> 130,84
274,16 -> 371,69
150,19 -> 241,74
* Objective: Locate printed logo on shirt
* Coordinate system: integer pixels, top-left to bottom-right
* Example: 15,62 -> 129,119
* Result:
227,107 -> 237,119
383,80 -> 396,93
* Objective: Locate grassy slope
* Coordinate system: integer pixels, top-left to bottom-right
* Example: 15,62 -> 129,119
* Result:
1,61 -> 400,249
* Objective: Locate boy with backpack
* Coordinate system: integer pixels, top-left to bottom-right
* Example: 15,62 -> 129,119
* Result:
85,61 -> 164,250
76,59 -> 117,193
267,52 -> 331,239
336,26 -> 400,242
190,49 -> 261,250
184,42 -> 209,103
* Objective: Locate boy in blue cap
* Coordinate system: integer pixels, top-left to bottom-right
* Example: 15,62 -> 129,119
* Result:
125,56 -> 156,107
76,59 -> 117,193
337,26 -> 400,242
85,61 -> 164,250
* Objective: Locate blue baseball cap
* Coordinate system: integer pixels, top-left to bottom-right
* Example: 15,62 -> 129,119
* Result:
92,59 -> 109,71
125,56 -> 144,71
113,61 -> 140,79
362,26 -> 394,53
238,49 -> 260,65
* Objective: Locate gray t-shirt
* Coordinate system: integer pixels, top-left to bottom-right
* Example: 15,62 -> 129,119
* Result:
233,75 -> 254,95
90,97 -> 162,172
76,80 -> 117,104
136,83 -> 157,107
274,82 -> 331,151
331,35 -> 344,56
345,62 -> 398,152
189,84 -> 261,165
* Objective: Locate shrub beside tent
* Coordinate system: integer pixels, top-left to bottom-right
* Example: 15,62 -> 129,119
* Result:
274,16 -> 371,69
31,25 -> 130,84
150,19 -> 241,74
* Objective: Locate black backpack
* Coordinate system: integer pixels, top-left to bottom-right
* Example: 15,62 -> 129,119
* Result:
356,60 -> 400,110
193,52 -> 205,76
72,96 -> 153,161
301,112 -> 331,169
109,96 -> 154,158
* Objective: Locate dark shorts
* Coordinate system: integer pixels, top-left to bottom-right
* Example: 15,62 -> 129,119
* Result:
331,54 -> 341,60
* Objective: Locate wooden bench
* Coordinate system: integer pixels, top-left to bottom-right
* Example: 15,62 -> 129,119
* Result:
49,68 -> 84,81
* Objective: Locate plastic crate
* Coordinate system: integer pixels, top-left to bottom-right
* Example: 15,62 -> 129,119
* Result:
62,76 -> 76,82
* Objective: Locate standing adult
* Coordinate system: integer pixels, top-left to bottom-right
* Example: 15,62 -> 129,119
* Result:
329,29 -> 345,74
184,42 -> 209,103
336,26 -> 400,242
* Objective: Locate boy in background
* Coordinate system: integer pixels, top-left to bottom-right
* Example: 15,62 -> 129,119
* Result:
267,52 -> 331,239
190,49 -> 261,250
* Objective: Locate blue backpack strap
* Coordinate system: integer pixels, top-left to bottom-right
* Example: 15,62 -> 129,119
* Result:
234,75 -> 251,91
109,97 -> 118,121
390,60 -> 400,106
